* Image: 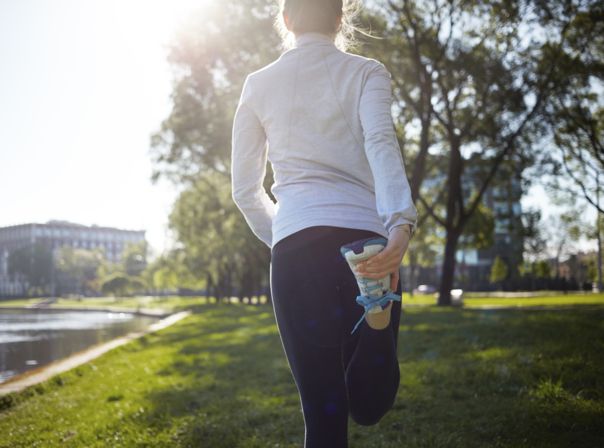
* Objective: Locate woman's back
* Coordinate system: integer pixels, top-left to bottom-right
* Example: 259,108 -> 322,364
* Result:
231,2 -> 415,446
231,32 -> 417,248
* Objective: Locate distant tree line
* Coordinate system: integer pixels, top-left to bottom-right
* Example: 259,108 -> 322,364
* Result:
488,254 -> 599,292
5,241 -> 150,299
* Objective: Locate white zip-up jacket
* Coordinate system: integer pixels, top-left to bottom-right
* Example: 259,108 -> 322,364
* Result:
231,31 -> 418,249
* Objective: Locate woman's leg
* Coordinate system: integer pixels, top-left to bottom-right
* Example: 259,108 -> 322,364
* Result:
340,274 -> 402,426
270,226 -> 402,446
270,226 -> 351,448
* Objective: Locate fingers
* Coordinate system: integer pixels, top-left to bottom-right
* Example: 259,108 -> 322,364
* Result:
355,260 -> 399,279
357,266 -> 398,280
356,251 -> 398,276
390,269 -> 399,291
361,250 -> 385,266
356,246 -> 393,269
354,239 -> 408,280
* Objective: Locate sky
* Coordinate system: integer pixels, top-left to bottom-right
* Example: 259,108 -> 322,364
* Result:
0,0 -> 205,259
0,0 -> 598,261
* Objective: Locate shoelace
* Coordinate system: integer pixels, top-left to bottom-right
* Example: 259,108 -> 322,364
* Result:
357,276 -> 384,295
350,291 -> 401,334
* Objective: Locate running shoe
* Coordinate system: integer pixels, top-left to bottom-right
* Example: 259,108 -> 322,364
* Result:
340,236 -> 401,334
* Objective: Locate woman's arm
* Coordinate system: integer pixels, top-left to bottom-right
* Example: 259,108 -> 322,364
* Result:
358,61 -> 418,237
355,61 -> 418,286
231,76 -> 276,249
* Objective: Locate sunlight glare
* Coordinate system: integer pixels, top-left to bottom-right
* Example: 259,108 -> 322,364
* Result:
111,0 -> 217,49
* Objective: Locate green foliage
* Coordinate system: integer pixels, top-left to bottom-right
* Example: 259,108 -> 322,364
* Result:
586,257 -> 598,283
518,259 -> 554,280
55,246 -> 105,295
99,273 -> 146,297
534,260 -> 552,279
100,273 -> 131,297
490,255 -> 509,286
356,0 -> 581,302
168,172 -> 270,299
521,208 -> 547,263
461,202 -> 495,250
148,1 -> 281,298
147,0 -> 599,302
121,241 -> 148,277
540,0 -> 604,215
149,0 -> 281,182
403,219 -> 440,268
142,255 -> 184,292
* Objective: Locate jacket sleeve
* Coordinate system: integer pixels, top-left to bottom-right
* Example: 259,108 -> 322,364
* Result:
359,61 -> 418,237
231,75 -> 276,248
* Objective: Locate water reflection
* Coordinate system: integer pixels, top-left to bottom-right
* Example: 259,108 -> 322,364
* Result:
0,309 -> 158,384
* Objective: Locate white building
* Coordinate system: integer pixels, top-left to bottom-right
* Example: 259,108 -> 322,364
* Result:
0,220 -> 146,297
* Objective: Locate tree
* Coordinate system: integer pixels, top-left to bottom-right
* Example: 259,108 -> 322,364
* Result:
589,211 -> 604,291
122,240 -> 149,277
521,207 -> 547,265
542,209 -> 584,275
403,218 -> 439,295
490,255 -> 508,290
564,253 -> 591,290
359,0 -> 572,304
150,0 -> 281,182
149,1 -> 280,301
101,273 -> 131,298
168,171 -> 271,301
55,246 -> 104,296
142,253 -> 182,294
536,0 -> 604,290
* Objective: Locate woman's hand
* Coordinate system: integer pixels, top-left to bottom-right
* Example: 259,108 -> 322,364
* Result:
354,225 -> 411,291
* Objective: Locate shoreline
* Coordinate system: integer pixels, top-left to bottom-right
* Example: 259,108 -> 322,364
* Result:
0,305 -> 171,318
0,309 -> 191,396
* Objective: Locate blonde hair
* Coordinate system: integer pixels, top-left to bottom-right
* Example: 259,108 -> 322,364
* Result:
273,0 -> 371,53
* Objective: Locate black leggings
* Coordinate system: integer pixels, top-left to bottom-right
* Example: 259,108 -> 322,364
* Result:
270,225 -> 402,448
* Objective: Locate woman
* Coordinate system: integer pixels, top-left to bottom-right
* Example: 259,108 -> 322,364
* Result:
231,0 -> 418,446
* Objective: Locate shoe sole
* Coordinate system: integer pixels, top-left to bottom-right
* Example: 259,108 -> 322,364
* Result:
365,301 -> 392,330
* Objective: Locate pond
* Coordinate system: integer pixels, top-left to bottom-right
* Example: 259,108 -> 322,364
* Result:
0,308 -> 159,384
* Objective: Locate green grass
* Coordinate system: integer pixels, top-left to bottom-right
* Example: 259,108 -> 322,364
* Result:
463,293 -> 604,307
404,292 -> 604,308
2,292 -> 602,313
1,302 -> 603,447
0,297 -> 45,307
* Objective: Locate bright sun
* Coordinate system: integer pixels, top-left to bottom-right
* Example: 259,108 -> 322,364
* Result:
111,0 -> 217,48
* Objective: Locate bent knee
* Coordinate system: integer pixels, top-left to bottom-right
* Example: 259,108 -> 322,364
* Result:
349,408 -> 387,426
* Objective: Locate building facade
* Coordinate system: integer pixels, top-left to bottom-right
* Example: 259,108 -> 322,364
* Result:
0,220 -> 146,297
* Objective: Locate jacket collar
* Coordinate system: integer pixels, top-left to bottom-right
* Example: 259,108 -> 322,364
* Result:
294,32 -> 336,48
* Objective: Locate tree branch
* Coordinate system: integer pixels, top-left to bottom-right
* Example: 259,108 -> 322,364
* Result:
559,144 -> 604,214
417,189 -> 448,228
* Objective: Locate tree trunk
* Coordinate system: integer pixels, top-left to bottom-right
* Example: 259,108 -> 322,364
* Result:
410,116 -> 431,201
409,262 -> 417,297
597,184 -> 603,292
597,215 -> 602,292
438,229 -> 461,305
438,135 -> 463,306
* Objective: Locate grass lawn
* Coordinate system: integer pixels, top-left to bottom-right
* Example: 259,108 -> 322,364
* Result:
1,301 -> 603,447
2,292 -> 603,312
